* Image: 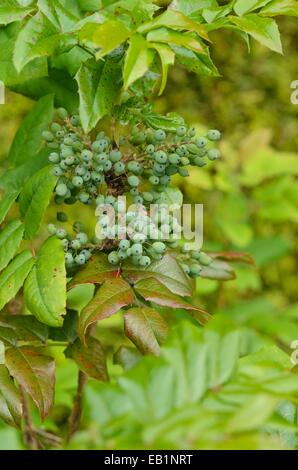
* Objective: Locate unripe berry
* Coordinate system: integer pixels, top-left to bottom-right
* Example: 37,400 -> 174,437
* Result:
95,153 -> 108,164
155,151 -> 167,164
75,254 -> 86,265
57,108 -> 68,120
91,172 -> 103,183
114,162 -> 125,174
104,160 -> 112,172
42,131 -> 54,142
178,168 -> 189,177
61,239 -> 69,250
181,263 -> 190,274
81,150 -> 93,163
57,211 -> 68,222
188,127 -> 196,137
169,154 -> 180,165
207,129 -> 221,141
65,252 -> 74,266
130,188 -> 139,196
49,152 -> 60,163
193,157 -> 207,167
72,176 -> 83,187
154,129 -> 166,141
119,239 -> 130,250
196,137 -> 208,148
190,264 -> 202,276
56,183 -> 68,197
80,249 -> 92,260
146,144 -> 155,154
149,175 -> 159,185
70,115 -> 80,126
198,252 -> 213,266
128,175 -> 140,187
78,192 -> 90,204
139,256 -> 151,267
95,195 -> 105,206
76,232 -> 88,244
152,241 -> 166,254
48,224 -> 57,235
176,126 -> 187,137
159,175 -> 170,185
143,192 -> 154,202
131,243 -> 142,256
53,166 -> 63,176
82,171 -> 91,182
56,228 -> 67,239
108,251 -> 119,265
180,157 -> 190,166
109,150 -> 122,163
207,149 -> 221,161
71,239 -> 81,250
118,250 -> 128,261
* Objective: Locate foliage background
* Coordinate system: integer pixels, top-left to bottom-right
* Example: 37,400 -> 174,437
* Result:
0,16 -> 297,450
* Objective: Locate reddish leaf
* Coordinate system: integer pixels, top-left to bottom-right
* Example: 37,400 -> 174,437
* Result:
79,278 -> 134,341
0,365 -> 22,429
200,260 -> 236,281
210,252 -> 255,265
65,337 -> 109,381
135,277 -> 210,325
123,253 -> 193,297
68,253 -> 119,289
5,347 -> 55,419
124,307 -> 169,356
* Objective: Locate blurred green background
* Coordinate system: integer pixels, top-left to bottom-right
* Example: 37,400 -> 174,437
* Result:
0,17 -> 297,450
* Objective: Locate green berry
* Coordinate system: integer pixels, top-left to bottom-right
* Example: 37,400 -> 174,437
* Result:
76,232 -> 88,244
78,192 -> 90,203
51,123 -> 62,133
196,137 -> 208,148
80,249 -> 92,260
182,263 -> 190,275
61,239 -> 69,250
91,172 -> 103,183
48,224 -> 57,235
81,150 -> 93,163
57,212 -> 68,222
176,126 -> 187,137
108,251 -> 119,265
128,175 -> 140,187
109,150 -> 122,163
49,152 -> 60,163
70,115 -> 80,126
149,175 -> 159,185
42,131 -> 54,142
75,254 -> 86,265
169,154 -> 181,165
56,183 -> 68,197
118,250 -> 128,261
180,157 -> 190,166
131,243 -> 142,256
188,127 -> 196,137
152,241 -> 166,254
104,160 -> 112,172
139,256 -> 151,267
72,176 -> 83,187
71,239 -> 81,250
155,151 -> 168,164
191,251 -> 201,260
57,108 -> 68,120
127,161 -> 142,175
193,157 -> 207,167
190,264 -> 202,276
53,166 -> 63,176
146,144 -> 155,154
56,228 -> 67,239
119,239 -> 130,250
65,252 -> 74,265
178,168 -> 189,177
154,129 -> 166,141
114,162 -> 125,174
207,149 -> 221,161
198,252 -> 213,266
207,129 -> 221,141
143,192 -> 154,202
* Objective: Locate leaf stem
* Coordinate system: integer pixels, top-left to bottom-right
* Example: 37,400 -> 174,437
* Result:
20,387 -> 40,450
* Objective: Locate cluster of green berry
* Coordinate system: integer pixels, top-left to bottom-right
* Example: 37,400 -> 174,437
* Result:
178,245 -> 214,278
44,108 -> 221,274
47,220 -> 92,269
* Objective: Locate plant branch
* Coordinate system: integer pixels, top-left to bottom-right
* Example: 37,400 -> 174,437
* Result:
67,370 -> 88,442
20,387 -> 40,450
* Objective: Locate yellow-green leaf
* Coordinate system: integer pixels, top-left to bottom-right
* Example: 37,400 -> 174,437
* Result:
147,27 -> 206,55
123,34 -> 155,90
0,219 -> 24,272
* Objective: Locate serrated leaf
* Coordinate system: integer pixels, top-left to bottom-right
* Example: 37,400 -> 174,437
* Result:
0,315 -> 49,346
5,347 -> 55,419
79,18 -> 131,59
65,337 -> 109,381
124,307 -> 169,356
79,278 -> 134,340
170,0 -> 217,16
139,8 -> 209,41
0,5 -> 33,25
0,190 -> 20,224
8,94 -> 54,166
68,253 -> 119,289
149,43 -> 175,95
170,44 -> 219,76
234,0 -> 272,16
37,0 -> 79,32
19,166 -> 57,239
147,27 -> 206,55
260,0 -> 298,17
0,365 -> 22,428
24,237 -> 66,327
0,220 -> 24,272
0,251 -> 34,311
144,112 -> 186,131
123,253 -> 193,297
123,34 -> 155,90
228,14 -> 283,54
135,277 -> 210,325
200,259 -> 236,280
76,58 -> 122,133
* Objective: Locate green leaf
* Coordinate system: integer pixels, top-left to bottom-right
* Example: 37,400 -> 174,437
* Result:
75,58 -> 122,133
0,4 -> 34,25
0,315 -> 49,346
144,112 -> 185,132
123,253 -> 193,297
0,190 -> 20,224
135,278 -> 210,325
13,12 -> 56,72
124,307 -> 169,355
0,23 -> 48,88
114,345 -> 142,371
0,251 -> 34,311
0,219 -> 24,272
79,278 -> 134,340
139,9 -> 210,41
68,253 -> 119,289
123,34 -> 155,90
260,0 -> 298,17
0,365 -> 22,429
227,394 -> 278,432
5,346 -> 55,419
79,18 -> 131,59
65,337 -> 109,381
8,94 -> 54,167
147,27 -> 206,55
170,0 -> 217,16
149,43 -> 175,95
19,166 -> 57,239
171,44 -> 219,76
24,237 -> 66,327
234,0 -> 272,16
37,0 -> 79,32
228,14 -> 283,54
200,259 -> 236,280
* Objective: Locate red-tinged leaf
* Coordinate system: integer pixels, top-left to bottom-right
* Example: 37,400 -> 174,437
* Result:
210,251 -> 255,265
65,337 -> 109,381
79,278 -> 134,341
135,277 -> 210,325
123,253 -> 193,297
68,253 -> 118,290
124,307 -> 169,356
0,365 -> 22,429
5,347 -> 55,419
200,260 -> 236,281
